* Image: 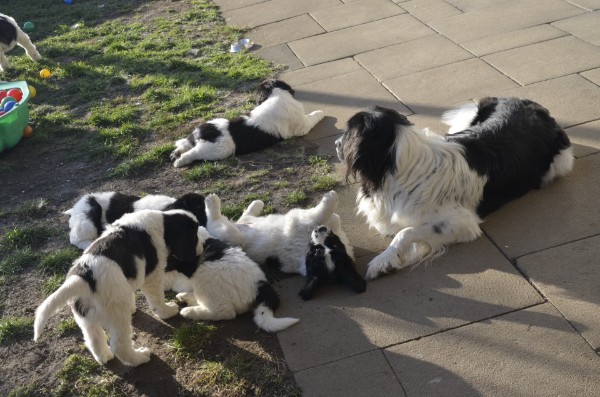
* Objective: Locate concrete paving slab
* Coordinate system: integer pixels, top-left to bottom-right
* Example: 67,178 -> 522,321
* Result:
310,0 -> 405,32
566,120 -> 600,158
517,236 -> 600,351
498,74 -> 600,128
462,24 -> 568,57
294,69 -> 412,140
385,303 -> 600,397
400,0 -> 462,23
222,0 -> 341,28
567,0 -> 600,10
289,14 -> 434,66
294,350 -> 406,397
482,152 -> 600,259
248,15 -> 325,49
276,233 -> 543,371
483,36 -> 600,85
443,0 -> 511,12
356,34 -> 473,82
552,11 -> 600,46
278,58 -> 363,86
384,58 -> 519,116
212,0 -> 269,12
253,44 -> 305,71
581,67 -> 600,86
428,0 -> 585,43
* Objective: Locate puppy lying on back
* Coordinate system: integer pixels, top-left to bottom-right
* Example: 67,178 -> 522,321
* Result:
300,225 -> 366,300
170,79 -> 325,167
34,209 -> 201,367
64,192 -> 206,249
0,13 -> 42,72
165,228 -> 299,332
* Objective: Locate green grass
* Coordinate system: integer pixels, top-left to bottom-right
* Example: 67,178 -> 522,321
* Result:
58,319 -> 78,335
55,354 -> 124,397
312,174 -> 340,191
287,190 -> 307,205
10,199 -> 50,219
6,0 -> 274,176
184,161 -> 238,181
0,248 -> 40,276
220,203 -> 246,221
0,317 -> 34,345
39,248 -> 79,275
0,226 -> 54,252
170,322 -> 218,358
42,274 -> 66,295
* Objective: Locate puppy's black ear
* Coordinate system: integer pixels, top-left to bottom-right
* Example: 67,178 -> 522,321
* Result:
163,213 -> 199,262
343,106 -> 410,194
299,276 -> 321,301
167,193 -> 207,227
256,79 -> 295,104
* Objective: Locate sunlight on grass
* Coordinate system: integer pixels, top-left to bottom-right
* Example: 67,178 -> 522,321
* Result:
170,322 -> 218,358
39,248 -> 79,275
0,226 -> 54,252
0,317 -> 34,345
55,354 -> 124,397
0,248 -> 40,276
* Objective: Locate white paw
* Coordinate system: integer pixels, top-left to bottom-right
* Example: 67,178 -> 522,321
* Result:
31,52 -> 42,61
136,347 -> 152,357
310,110 -> 325,120
321,190 -> 338,210
173,159 -> 184,168
123,351 -> 152,367
94,350 -> 115,365
176,292 -> 196,305
366,248 -> 404,280
179,306 -> 196,320
205,194 -> 221,216
155,301 -> 179,319
247,200 -> 264,214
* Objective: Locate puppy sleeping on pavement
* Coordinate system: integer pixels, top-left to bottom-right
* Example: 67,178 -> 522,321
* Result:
300,225 -> 366,300
165,227 -> 299,332
34,209 -> 201,367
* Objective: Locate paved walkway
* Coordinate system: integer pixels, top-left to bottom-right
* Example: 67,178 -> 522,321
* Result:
214,1 -> 600,395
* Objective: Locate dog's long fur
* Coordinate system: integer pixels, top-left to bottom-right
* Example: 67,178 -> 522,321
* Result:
34,209 -> 201,366
0,13 -> 41,72
300,225 -> 366,300
64,192 -> 207,250
335,98 -> 573,279
170,79 -> 325,167
205,191 -> 353,275
164,227 -> 299,332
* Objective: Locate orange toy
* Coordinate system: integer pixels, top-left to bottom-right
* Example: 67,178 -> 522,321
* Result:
23,125 -> 33,138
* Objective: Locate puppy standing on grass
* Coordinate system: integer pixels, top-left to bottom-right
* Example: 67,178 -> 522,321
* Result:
0,13 -> 42,72
165,227 -> 299,332
170,79 -> 325,167
34,209 -> 201,367
336,98 -> 573,279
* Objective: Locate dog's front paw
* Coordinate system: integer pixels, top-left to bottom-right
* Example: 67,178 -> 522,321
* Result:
155,301 -> 179,319
170,149 -> 181,162
204,194 -> 222,217
176,292 -> 196,305
123,349 -> 152,367
366,248 -> 404,280
321,190 -> 338,210
310,110 -> 325,121
173,158 -> 185,168
136,347 -> 152,357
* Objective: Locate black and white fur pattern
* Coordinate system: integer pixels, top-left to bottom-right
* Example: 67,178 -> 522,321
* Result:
335,98 -> 573,279
300,225 -> 366,300
205,191 -> 353,275
164,227 -> 299,332
34,209 -> 201,366
0,13 -> 42,72
64,192 -> 207,250
170,79 -> 325,167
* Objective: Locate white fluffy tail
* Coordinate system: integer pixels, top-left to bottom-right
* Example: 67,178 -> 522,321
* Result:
441,102 -> 479,134
34,275 -> 90,341
253,303 -> 299,332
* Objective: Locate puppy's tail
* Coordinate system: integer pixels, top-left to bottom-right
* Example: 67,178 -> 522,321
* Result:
253,281 -> 299,332
34,275 -> 90,341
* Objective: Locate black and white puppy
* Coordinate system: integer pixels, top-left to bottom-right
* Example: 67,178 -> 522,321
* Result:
170,79 -> 325,167
65,192 -> 206,249
34,209 -> 201,367
300,225 -> 366,300
0,13 -> 42,72
335,98 -> 573,279
165,227 -> 299,332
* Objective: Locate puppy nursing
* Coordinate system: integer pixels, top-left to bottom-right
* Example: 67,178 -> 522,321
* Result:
336,97 -> 573,279
170,79 -> 325,167
34,210 -> 201,366
0,13 -> 42,72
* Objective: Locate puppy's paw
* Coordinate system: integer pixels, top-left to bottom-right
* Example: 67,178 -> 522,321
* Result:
170,150 -> 181,162
366,248 -> 404,280
204,194 -> 222,217
173,158 -> 184,168
123,350 -> 152,367
298,287 -> 314,301
31,52 -> 42,62
321,190 -> 338,210
136,347 -> 152,357
155,301 -> 180,319
310,110 -> 325,121
176,292 -> 196,305
246,200 -> 264,216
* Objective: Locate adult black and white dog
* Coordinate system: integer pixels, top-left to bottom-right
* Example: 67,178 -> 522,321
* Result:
64,192 -> 207,249
34,209 -> 201,367
335,98 -> 573,280
165,227 -> 299,332
0,13 -> 42,72
170,79 -> 325,167
300,225 -> 366,300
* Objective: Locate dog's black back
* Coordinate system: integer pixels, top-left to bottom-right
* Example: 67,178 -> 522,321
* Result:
0,16 -> 17,47
447,97 -> 571,217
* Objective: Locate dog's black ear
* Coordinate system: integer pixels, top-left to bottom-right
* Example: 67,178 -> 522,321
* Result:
256,79 -> 295,104
343,106 -> 410,194
167,193 -> 207,227
163,213 -> 199,262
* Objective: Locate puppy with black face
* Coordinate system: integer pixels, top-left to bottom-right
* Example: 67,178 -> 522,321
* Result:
300,225 -> 366,300
34,209 -> 201,367
65,192 -> 207,250
336,99 -> 573,280
0,13 -> 42,72
170,79 -> 325,167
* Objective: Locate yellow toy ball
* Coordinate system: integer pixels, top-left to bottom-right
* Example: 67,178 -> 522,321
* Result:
39,69 -> 52,79
28,85 -> 37,98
